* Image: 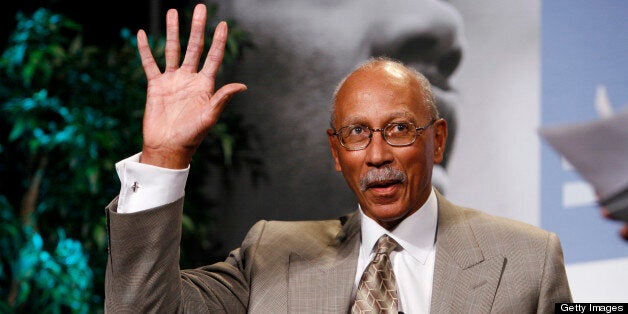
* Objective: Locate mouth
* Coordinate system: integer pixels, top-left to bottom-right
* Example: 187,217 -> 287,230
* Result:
365,179 -> 403,196
366,179 -> 402,189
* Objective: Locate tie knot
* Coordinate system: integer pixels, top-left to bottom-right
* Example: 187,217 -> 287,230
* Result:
375,234 -> 398,255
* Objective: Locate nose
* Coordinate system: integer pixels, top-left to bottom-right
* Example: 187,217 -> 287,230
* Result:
368,1 -> 464,91
365,131 -> 394,167
366,1 -> 464,169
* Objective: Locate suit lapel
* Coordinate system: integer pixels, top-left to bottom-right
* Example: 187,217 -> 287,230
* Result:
288,213 -> 360,313
285,192 -> 505,312
430,192 -> 505,313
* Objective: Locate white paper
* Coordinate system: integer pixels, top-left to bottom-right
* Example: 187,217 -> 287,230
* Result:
539,107 -> 628,204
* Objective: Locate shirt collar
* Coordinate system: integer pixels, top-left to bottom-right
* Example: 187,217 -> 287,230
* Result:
359,187 -> 438,265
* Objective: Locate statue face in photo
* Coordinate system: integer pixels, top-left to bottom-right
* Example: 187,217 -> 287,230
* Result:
214,0 -> 465,234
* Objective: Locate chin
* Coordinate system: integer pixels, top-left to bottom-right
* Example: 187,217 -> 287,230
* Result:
366,205 -> 410,227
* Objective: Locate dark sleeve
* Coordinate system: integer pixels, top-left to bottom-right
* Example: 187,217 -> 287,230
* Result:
104,197 -> 251,313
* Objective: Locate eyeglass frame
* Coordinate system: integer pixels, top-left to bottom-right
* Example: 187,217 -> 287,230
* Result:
332,118 -> 438,151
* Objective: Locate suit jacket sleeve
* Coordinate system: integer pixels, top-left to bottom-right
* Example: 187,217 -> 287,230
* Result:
105,196 -> 256,313
538,232 -> 572,312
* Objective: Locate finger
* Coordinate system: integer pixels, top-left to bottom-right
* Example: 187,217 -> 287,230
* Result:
202,83 -> 247,126
180,4 -> 207,72
200,21 -> 228,81
601,207 -> 613,219
620,224 -> 628,241
137,30 -> 161,80
164,9 -> 180,72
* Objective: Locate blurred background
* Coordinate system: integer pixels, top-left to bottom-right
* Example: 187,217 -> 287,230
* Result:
1,0 -> 626,312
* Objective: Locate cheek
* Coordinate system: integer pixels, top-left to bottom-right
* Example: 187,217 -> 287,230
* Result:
400,150 -> 432,180
339,159 -> 361,180
337,150 -> 362,168
337,154 -> 365,184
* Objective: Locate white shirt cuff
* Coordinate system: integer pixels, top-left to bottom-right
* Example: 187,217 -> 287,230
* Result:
115,153 -> 189,213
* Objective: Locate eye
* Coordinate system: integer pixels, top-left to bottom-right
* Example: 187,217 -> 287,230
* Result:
395,124 -> 407,131
349,125 -> 365,136
390,122 -> 410,133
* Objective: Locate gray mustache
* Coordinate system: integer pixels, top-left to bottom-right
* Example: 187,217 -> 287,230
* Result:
360,166 -> 407,191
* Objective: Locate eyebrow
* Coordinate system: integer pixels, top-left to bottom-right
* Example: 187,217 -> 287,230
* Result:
340,111 -> 417,126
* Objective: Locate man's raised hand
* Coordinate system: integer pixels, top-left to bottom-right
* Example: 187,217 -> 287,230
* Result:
136,4 -> 247,169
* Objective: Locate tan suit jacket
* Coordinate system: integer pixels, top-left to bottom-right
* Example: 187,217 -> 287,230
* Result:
105,191 -> 571,313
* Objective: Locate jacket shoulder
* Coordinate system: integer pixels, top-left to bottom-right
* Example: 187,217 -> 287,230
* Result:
239,216 -> 348,260
451,204 -> 563,270
463,206 -> 552,244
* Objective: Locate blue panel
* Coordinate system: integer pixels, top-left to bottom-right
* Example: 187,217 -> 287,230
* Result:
541,0 -> 628,263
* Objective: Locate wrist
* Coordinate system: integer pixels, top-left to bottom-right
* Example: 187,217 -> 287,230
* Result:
140,146 -> 193,169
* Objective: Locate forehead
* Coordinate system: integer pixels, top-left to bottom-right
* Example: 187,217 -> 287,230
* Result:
333,66 -> 429,125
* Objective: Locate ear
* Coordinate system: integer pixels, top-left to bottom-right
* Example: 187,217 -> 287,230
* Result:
327,129 -> 343,172
433,118 -> 448,164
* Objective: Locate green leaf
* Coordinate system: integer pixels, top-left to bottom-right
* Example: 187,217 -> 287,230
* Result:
85,165 -> 99,194
15,281 -> 31,306
220,134 -> 234,167
8,120 -> 25,141
22,49 -> 44,86
181,214 -> 195,233
92,222 -> 106,250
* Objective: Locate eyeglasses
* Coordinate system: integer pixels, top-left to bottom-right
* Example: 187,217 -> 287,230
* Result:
332,119 -> 437,151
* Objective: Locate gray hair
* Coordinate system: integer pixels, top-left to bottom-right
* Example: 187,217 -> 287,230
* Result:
330,57 -> 438,128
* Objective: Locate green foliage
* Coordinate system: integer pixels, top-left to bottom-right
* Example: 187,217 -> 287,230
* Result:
0,6 -> 260,312
11,229 -> 92,313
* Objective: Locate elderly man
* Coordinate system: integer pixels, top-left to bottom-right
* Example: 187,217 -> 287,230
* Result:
105,4 -> 571,312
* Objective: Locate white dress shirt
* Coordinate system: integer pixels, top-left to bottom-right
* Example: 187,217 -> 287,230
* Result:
115,154 -> 437,313
353,189 -> 437,313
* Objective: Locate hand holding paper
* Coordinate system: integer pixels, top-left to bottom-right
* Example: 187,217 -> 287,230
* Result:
539,107 -> 628,222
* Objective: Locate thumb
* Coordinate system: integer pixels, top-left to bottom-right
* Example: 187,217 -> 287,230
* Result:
202,83 -> 247,127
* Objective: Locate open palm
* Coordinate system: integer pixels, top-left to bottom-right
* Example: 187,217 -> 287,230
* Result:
137,4 -> 246,169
